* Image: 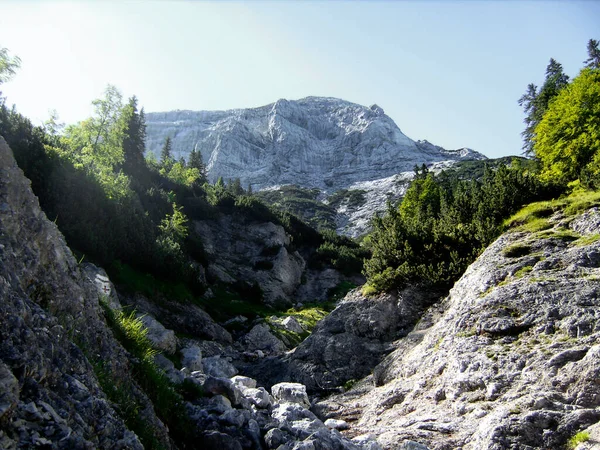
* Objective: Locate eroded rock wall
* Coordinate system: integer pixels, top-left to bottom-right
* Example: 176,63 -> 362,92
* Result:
0,136 -> 170,448
315,208 -> 600,449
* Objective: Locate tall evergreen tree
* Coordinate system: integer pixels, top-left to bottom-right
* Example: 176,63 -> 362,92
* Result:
519,59 -> 569,156
121,96 -> 147,177
160,136 -> 173,169
584,39 -> 600,69
188,148 -> 207,183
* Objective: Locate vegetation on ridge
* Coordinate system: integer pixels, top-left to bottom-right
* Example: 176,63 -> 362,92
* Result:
362,38 -> 600,295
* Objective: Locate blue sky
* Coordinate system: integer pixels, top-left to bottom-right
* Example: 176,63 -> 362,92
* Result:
0,1 -> 598,159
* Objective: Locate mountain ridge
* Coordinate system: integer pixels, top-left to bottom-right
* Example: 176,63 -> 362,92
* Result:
145,96 -> 486,193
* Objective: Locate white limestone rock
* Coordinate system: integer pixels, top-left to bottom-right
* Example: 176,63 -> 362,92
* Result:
271,383 -> 310,408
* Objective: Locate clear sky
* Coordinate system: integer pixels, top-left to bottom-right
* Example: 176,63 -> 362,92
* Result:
0,1 -> 598,159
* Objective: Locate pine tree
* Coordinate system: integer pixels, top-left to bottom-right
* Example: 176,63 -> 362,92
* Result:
188,148 -> 207,183
519,59 -> 569,156
160,136 -> 173,169
121,96 -> 147,177
584,39 -> 600,69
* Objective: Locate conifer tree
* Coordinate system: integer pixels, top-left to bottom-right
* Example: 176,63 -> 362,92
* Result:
519,59 -> 569,155
121,96 -> 147,177
188,148 -> 207,183
584,39 -> 600,69
160,136 -> 173,169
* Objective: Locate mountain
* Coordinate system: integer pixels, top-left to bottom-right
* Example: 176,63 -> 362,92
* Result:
145,97 -> 486,193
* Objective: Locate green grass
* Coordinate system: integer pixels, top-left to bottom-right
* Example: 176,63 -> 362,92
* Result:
574,233 -> 600,247
361,283 -> 378,297
514,266 -> 533,279
503,243 -> 531,258
266,304 -> 332,346
505,189 -> 600,232
566,431 -> 590,449
99,300 -> 197,448
504,201 -> 556,229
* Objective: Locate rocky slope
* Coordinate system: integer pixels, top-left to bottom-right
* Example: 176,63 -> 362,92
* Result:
303,206 -> 600,449
0,136 -> 169,448
0,135 -> 379,449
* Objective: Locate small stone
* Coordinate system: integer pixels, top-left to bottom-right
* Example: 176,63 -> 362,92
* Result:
231,375 -> 257,389
282,316 -> 305,334
203,356 -> 238,378
324,418 -> 349,430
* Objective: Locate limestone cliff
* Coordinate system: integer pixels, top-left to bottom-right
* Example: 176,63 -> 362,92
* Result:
145,97 -> 485,193
0,136 -> 171,448
309,205 -> 600,449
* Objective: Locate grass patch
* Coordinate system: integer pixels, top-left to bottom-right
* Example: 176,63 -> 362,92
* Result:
504,201 -> 556,229
505,189 -> 600,232
563,190 -> 600,216
574,233 -> 600,247
361,283 -> 378,297
503,243 -> 531,258
514,266 -> 533,279
566,431 -> 590,449
99,300 -> 197,448
521,218 -> 553,233
267,304 -> 332,346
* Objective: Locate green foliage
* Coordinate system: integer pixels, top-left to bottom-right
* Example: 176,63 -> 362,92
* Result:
327,189 -> 367,209
533,68 -> 600,185
256,185 -> 337,231
163,161 -> 202,188
519,58 -> 570,155
364,164 -> 558,293
0,47 -> 21,85
506,190 -> 600,232
503,244 -> 531,258
99,300 -> 197,448
567,431 -> 590,449
160,136 -> 173,169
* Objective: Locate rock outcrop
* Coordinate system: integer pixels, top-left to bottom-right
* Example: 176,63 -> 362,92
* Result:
0,136 -> 170,448
313,206 -> 600,449
193,213 -> 361,307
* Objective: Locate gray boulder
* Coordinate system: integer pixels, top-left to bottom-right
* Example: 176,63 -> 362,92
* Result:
272,382 -> 310,408
137,313 -> 177,354
181,344 -> 203,371
242,323 -> 287,355
203,355 -> 238,378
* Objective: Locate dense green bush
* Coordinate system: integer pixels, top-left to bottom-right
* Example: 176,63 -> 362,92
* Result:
363,164 -> 561,293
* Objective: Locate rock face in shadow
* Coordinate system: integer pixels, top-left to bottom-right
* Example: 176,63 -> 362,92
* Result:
243,286 -> 442,392
0,136 -> 170,448
314,208 -> 600,450
193,214 -> 363,307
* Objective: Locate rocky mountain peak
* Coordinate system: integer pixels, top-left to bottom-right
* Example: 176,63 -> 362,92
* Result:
145,97 -> 485,193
